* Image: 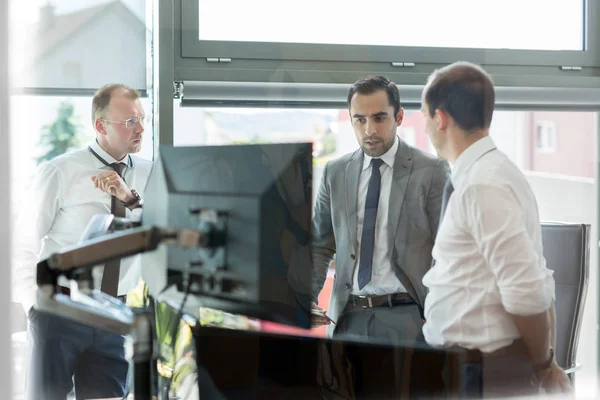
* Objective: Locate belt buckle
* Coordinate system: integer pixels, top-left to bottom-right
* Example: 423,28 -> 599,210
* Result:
358,295 -> 373,308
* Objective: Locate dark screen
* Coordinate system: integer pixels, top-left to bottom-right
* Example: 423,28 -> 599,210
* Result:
142,143 -> 313,329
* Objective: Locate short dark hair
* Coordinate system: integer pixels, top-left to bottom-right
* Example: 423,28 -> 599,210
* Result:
92,83 -> 141,124
424,62 -> 495,132
347,75 -> 401,116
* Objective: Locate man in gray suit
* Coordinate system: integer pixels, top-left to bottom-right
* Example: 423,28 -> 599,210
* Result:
312,75 -> 449,343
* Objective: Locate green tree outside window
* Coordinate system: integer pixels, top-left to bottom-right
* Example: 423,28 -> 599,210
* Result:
36,100 -> 83,164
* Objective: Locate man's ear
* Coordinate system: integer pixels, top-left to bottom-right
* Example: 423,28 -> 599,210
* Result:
396,108 -> 404,126
95,118 -> 107,135
435,109 -> 450,132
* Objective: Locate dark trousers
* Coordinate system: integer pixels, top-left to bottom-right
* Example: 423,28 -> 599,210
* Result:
331,304 -> 431,398
446,339 -> 539,399
334,303 -> 424,344
26,308 -> 129,400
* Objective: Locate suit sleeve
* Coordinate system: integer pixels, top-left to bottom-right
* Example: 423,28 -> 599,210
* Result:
426,159 -> 450,239
311,162 -> 336,303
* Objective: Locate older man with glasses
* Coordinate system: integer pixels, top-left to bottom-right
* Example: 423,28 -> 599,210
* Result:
13,84 -> 153,400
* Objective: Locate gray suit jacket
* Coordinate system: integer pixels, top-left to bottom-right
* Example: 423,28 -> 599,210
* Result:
312,138 -> 449,335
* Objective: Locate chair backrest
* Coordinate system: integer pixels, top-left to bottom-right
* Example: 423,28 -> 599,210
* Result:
541,222 -> 590,371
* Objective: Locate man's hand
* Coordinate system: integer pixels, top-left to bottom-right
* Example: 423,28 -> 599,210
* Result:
311,302 -> 332,328
537,361 -> 572,394
91,171 -> 133,202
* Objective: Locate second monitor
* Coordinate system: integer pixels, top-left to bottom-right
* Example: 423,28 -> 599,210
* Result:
142,142 -> 313,329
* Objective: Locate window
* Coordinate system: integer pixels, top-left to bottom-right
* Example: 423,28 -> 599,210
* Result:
536,121 -> 558,153
198,0 -> 584,51
399,126 -> 416,147
174,107 -> 594,179
182,0 -> 597,78
174,107 -> 340,159
62,61 -> 82,87
178,0 -> 599,93
14,0 -> 148,94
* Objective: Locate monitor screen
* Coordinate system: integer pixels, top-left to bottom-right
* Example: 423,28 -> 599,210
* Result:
190,326 -> 462,399
141,143 -> 313,329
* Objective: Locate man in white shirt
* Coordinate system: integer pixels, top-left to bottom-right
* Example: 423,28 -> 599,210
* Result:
420,61 -> 571,397
13,84 -> 153,400
312,75 -> 449,344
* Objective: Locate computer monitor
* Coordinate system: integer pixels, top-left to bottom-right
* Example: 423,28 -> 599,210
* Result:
141,143 -> 313,329
190,326 -> 463,399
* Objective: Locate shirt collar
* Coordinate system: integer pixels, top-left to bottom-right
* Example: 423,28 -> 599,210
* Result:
451,136 -> 496,187
89,140 -> 133,168
362,136 -> 399,170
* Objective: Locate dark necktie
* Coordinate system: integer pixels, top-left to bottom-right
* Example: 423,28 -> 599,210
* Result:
100,162 -> 127,297
439,178 -> 454,223
358,158 -> 384,290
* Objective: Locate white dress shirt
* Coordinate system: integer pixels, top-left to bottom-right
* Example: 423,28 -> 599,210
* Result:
422,136 -> 555,353
12,141 -> 153,313
352,137 -> 407,295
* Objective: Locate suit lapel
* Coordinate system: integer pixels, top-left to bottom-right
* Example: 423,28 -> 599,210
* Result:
345,150 -> 363,253
388,139 -> 413,252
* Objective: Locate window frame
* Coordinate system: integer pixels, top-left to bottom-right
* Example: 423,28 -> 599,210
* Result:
179,0 -> 600,84
177,80 -> 600,111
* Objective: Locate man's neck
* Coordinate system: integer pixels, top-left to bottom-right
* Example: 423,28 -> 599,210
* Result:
96,139 -> 127,161
447,129 -> 488,163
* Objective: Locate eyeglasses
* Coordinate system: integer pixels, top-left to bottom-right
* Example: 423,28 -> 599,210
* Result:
101,115 -> 149,129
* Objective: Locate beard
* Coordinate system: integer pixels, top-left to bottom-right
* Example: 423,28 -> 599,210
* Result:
361,136 -> 393,157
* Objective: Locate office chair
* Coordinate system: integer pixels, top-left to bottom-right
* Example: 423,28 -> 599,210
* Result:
541,222 -> 590,383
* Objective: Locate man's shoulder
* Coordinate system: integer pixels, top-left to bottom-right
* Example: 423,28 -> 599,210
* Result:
41,147 -> 89,170
405,142 -> 443,166
400,142 -> 449,183
470,150 -> 526,185
324,150 -> 359,171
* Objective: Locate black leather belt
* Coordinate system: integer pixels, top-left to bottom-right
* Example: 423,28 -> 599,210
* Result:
59,286 -> 127,303
347,292 -> 414,309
